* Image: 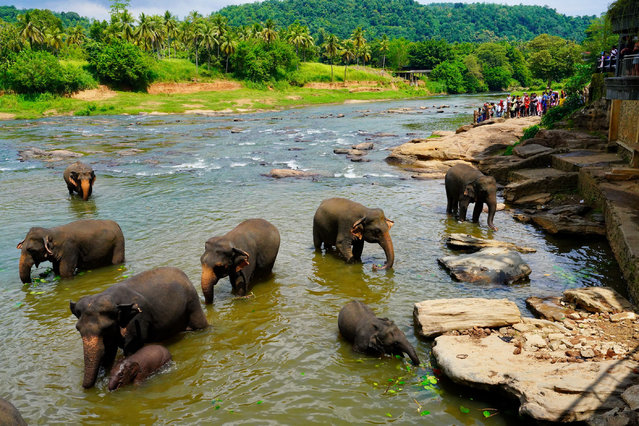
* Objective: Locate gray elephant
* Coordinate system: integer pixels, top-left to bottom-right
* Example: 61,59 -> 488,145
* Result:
64,161 -> 96,201
17,219 -> 125,283
338,300 -> 420,365
0,398 -> 27,426
445,164 -> 498,230
201,218 -> 280,304
108,344 -> 172,391
70,267 -> 208,388
313,198 -> 394,270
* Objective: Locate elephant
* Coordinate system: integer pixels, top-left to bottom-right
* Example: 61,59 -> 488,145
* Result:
108,344 -> 172,391
201,218 -> 280,304
17,219 -> 125,284
70,267 -> 208,389
338,300 -> 420,365
64,161 -> 96,201
313,198 -> 394,270
0,398 -> 27,426
445,164 -> 498,231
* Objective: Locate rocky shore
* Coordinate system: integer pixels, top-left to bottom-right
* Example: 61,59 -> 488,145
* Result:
387,101 -> 639,423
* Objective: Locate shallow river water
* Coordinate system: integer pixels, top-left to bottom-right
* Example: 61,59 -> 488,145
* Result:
0,95 -> 624,424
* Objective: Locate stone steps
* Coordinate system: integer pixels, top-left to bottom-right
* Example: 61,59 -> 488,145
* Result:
551,150 -> 626,172
503,169 -> 578,203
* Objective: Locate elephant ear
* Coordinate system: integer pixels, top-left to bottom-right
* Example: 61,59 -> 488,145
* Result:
16,239 -> 24,250
232,248 -> 250,273
351,217 -> 366,240
385,218 -> 394,230
69,172 -> 78,187
463,183 -> 475,199
69,301 -> 80,318
91,171 -> 96,184
117,303 -> 142,328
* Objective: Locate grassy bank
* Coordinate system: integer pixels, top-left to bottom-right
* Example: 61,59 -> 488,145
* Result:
0,61 -> 430,120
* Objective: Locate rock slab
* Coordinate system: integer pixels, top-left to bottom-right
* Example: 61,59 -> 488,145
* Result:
413,298 -> 521,338
563,287 -> 635,314
438,247 -> 532,284
433,333 -> 639,422
446,233 -> 536,253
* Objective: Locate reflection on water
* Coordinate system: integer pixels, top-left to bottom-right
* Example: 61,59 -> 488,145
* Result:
0,96 -> 625,424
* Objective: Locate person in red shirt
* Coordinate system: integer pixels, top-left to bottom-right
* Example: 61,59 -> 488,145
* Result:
523,94 -> 530,117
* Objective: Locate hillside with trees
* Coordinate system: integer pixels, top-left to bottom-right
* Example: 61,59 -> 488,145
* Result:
218,0 -> 594,42
0,5 -> 90,28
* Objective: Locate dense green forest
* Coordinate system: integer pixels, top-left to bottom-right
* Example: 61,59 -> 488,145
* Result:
218,0 -> 594,42
0,5 -> 90,28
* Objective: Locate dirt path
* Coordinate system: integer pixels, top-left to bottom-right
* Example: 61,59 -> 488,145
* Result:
147,81 -> 242,94
71,85 -> 117,101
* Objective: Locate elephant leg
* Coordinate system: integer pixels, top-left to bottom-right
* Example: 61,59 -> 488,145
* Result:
446,190 -> 456,214
472,201 -> 483,223
112,240 -> 125,264
102,343 -> 118,371
352,240 -> 364,261
52,261 -> 61,276
458,201 -> 469,222
313,230 -> 323,251
67,184 -> 75,195
59,256 -> 78,278
187,302 -> 208,329
337,238 -> 355,263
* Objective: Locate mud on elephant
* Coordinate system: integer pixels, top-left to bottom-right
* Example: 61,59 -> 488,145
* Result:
70,267 -> 208,388
108,344 -> 172,391
313,198 -> 394,270
64,161 -> 96,201
17,219 -> 125,283
201,218 -> 280,304
338,300 -> 420,365
445,164 -> 498,230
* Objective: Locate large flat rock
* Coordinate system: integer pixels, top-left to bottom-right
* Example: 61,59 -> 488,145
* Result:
438,247 -> 532,284
446,233 -> 536,253
433,333 -> 639,422
413,298 -> 521,337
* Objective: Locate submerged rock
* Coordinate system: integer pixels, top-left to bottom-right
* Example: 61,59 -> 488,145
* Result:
352,142 -> 374,150
19,147 -> 83,162
438,247 -> 532,284
266,169 -> 318,179
413,298 -> 521,338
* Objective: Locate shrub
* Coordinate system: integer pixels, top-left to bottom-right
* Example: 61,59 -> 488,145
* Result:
87,41 -> 155,91
521,124 -> 540,141
430,60 -> 466,94
231,40 -> 298,82
483,66 -> 512,91
4,49 -> 96,94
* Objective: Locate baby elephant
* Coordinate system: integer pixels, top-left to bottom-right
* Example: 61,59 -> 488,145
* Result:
108,345 -> 172,391
445,163 -> 498,230
338,300 -> 420,365
201,218 -> 280,303
64,161 -> 96,201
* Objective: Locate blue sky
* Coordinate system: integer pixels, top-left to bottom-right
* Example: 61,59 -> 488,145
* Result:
1,0 -> 612,21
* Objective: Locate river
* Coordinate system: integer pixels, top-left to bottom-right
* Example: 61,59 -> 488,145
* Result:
0,95 -> 624,424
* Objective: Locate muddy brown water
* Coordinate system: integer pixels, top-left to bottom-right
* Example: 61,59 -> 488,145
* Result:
0,96 -> 625,424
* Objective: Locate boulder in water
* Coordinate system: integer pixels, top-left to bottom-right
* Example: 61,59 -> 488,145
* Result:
438,247 -> 531,284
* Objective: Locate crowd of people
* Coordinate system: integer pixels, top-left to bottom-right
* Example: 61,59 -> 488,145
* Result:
473,91 -> 567,123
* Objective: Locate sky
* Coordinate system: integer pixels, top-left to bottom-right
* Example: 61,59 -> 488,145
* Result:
1,0 -> 612,21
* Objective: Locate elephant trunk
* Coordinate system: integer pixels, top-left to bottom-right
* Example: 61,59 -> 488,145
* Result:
19,252 -> 33,284
80,179 -> 91,201
487,194 -> 497,231
201,264 -> 219,304
401,340 -> 420,365
376,231 -> 394,270
82,335 -> 104,389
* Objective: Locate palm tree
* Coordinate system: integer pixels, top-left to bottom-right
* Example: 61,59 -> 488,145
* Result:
220,32 -> 237,73
200,20 -> 218,68
287,23 -> 305,68
379,34 -> 389,70
250,22 -> 262,39
164,11 -> 178,59
351,26 -> 366,66
361,45 -> 371,67
135,13 -> 156,51
261,19 -> 277,45
17,12 -> 44,48
237,25 -> 251,41
322,33 -> 339,82
299,27 -> 314,62
66,25 -> 85,46
340,40 -> 355,82
149,15 -> 165,58
46,27 -> 64,54
119,10 -> 135,42
211,14 -> 227,58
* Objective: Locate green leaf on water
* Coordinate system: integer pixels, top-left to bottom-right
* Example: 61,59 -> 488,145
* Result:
420,410 -> 430,416
256,400 -> 263,405
373,382 -> 378,386
395,355 -> 401,359
215,405 -> 220,410
15,302 -> 23,307
78,272 -> 85,276
388,390 -> 396,394
398,381 -> 405,385
385,413 -> 392,417
460,406 -> 470,414
483,410 -> 491,418
388,379 -> 393,382
428,376 -> 437,384
300,372 -> 305,376
122,275 -> 129,278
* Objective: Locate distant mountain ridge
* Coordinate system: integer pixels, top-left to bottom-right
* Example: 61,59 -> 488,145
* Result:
0,5 -> 91,28
218,0 -> 595,42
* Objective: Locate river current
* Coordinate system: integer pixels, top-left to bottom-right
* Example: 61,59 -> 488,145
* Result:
0,95 -> 624,424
